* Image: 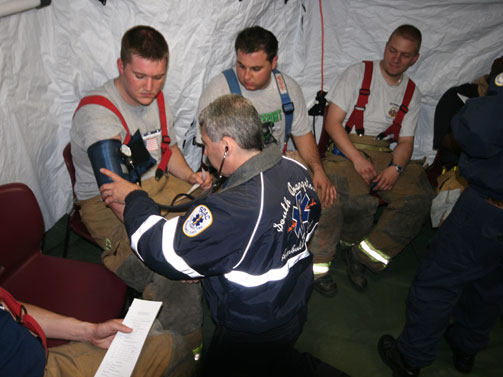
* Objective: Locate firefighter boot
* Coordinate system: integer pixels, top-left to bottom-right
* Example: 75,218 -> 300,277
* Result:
313,273 -> 338,297
343,246 -> 367,290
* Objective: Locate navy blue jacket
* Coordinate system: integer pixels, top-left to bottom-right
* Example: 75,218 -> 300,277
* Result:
124,146 -> 321,334
452,73 -> 503,200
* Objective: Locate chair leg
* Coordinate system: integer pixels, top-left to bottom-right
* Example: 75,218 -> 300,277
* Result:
63,214 -> 72,258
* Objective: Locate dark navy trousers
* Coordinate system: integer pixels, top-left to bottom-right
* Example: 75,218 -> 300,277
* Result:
397,187 -> 503,367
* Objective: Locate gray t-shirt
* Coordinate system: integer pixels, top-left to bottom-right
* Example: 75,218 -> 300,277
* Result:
197,69 -> 310,150
70,79 -> 176,200
327,60 -> 421,138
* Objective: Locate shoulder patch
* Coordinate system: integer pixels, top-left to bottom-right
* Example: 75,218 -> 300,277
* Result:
183,205 -> 213,237
495,72 -> 503,87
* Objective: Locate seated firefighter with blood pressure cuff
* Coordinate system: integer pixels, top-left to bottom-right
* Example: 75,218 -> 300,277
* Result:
70,25 -> 212,358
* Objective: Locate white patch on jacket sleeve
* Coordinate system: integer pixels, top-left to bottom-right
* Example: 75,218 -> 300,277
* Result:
183,205 -> 213,237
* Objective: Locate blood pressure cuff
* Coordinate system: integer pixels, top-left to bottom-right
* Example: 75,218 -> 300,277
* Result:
128,130 -> 156,182
88,131 -> 156,187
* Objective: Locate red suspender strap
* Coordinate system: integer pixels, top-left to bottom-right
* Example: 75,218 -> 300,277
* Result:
154,91 -> 172,180
73,93 -> 172,180
74,95 -> 132,144
345,60 -> 373,136
377,79 -> 416,142
0,287 -> 48,354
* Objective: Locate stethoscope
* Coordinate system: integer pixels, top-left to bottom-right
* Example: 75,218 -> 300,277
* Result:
157,146 -> 228,212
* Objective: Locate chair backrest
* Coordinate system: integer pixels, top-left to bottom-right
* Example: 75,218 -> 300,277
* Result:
0,183 -> 44,284
63,143 -> 77,199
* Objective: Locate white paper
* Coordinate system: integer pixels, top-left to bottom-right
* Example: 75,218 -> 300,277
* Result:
94,299 -> 162,377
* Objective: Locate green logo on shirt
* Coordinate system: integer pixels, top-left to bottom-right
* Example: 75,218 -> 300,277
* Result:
260,109 -> 282,125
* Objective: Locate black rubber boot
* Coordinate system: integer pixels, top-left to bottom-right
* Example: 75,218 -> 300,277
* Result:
343,247 -> 367,290
313,274 -> 338,297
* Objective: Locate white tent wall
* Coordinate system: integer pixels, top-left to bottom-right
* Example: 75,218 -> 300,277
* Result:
0,0 -> 502,230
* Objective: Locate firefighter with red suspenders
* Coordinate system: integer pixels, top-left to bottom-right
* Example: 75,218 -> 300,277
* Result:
314,25 -> 435,292
70,26 -> 212,359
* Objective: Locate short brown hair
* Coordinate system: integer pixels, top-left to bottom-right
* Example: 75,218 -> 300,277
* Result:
235,26 -> 278,63
120,25 -> 169,65
389,24 -> 422,54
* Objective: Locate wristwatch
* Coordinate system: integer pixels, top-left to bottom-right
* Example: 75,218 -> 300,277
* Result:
391,163 -> 404,175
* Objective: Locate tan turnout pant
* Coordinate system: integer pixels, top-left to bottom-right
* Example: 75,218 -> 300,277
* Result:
79,175 -> 203,350
45,330 -> 194,377
310,135 -> 434,268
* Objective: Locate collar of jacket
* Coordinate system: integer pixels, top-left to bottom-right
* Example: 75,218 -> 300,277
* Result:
221,144 -> 282,193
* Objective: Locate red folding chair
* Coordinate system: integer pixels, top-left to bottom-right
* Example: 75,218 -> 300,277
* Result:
62,143 -> 100,258
0,182 -> 128,347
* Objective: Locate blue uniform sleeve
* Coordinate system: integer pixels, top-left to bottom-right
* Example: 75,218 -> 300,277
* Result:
171,192 -> 259,276
124,190 -> 190,280
124,188 -> 260,280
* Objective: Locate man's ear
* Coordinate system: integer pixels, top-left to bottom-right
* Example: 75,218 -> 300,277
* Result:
221,136 -> 235,155
271,55 -> 278,70
410,53 -> 420,67
117,58 -> 125,75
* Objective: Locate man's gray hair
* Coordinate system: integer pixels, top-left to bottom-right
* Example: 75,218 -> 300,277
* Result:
199,94 -> 264,151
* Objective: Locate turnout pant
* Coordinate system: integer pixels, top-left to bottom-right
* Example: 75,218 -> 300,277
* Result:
79,175 -> 203,350
284,150 -> 343,274
45,329 -> 194,377
397,187 -> 503,367
312,135 -> 434,271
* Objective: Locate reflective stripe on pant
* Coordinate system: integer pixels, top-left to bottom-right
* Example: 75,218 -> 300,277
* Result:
322,137 -> 434,268
358,238 -> 390,269
313,261 -> 331,276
